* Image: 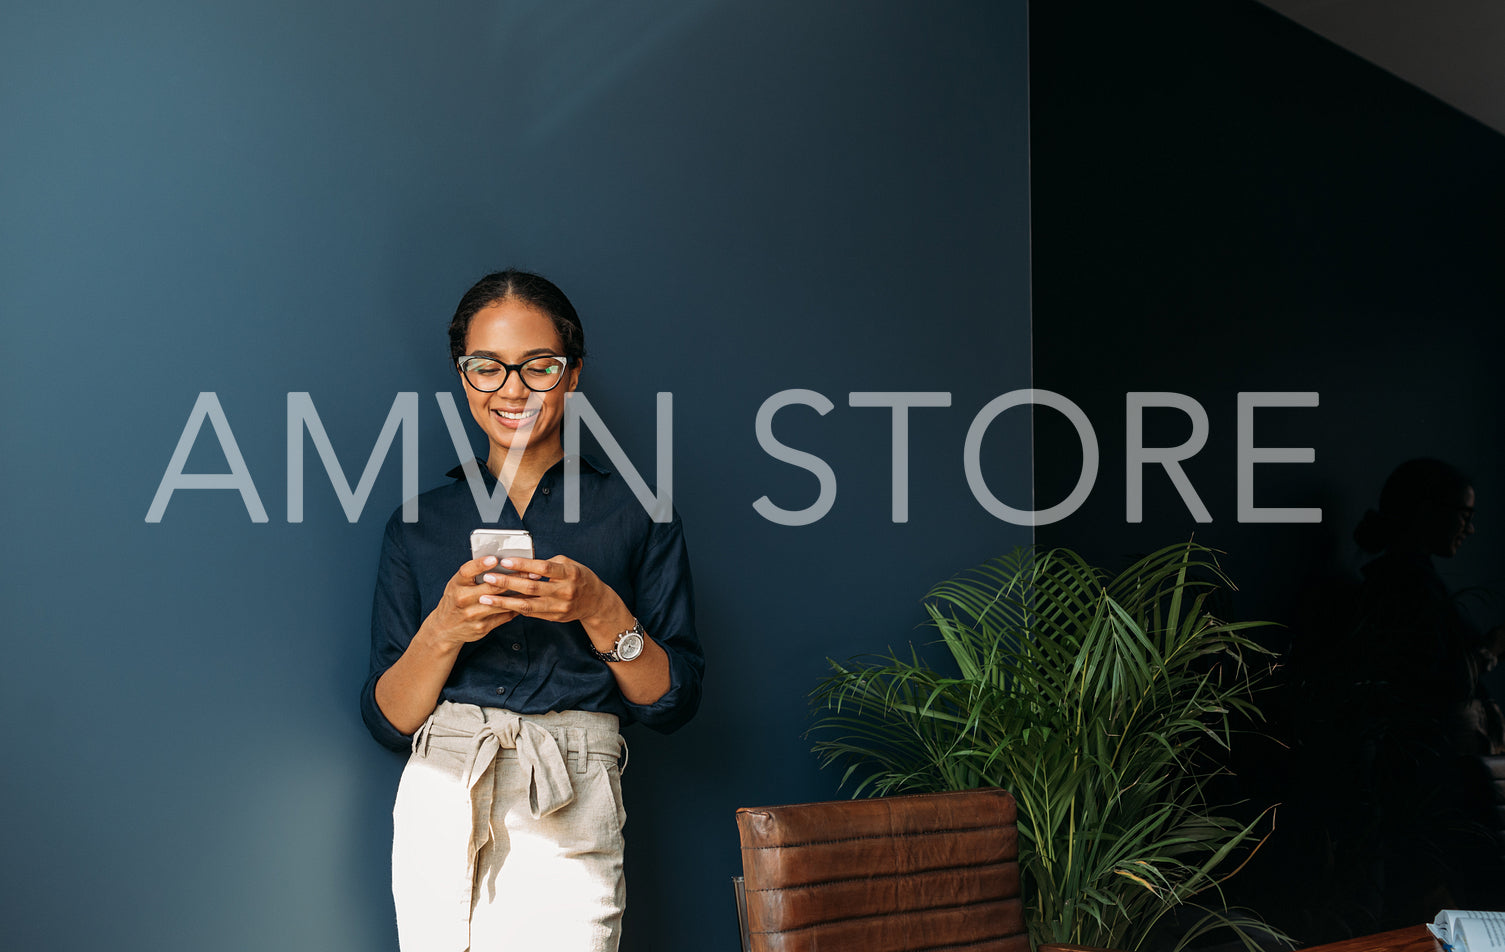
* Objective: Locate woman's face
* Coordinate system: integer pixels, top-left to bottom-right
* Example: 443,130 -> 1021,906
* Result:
461,297 -> 580,466
1427,485 -> 1476,558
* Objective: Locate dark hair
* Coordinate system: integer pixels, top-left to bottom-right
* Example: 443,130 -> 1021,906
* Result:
447,269 -> 587,365
1353,457 -> 1471,553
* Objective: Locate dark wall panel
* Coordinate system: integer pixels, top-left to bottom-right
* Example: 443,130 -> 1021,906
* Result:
1032,0 -> 1503,625
1031,0 -> 1505,937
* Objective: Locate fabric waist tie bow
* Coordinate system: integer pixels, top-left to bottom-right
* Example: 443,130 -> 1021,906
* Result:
411,706 -> 580,921
460,713 -> 575,818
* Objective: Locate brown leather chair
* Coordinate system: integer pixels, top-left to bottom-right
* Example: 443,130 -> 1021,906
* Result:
735,787 -> 1029,952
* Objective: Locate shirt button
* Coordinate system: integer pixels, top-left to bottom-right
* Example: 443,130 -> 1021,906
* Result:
495,687 -> 506,695
511,643 -> 522,651
541,487 -> 551,495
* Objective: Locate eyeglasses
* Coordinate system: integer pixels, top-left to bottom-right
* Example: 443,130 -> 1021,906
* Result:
457,354 -> 571,393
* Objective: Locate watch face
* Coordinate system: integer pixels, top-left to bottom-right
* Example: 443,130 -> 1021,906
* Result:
616,631 -> 645,661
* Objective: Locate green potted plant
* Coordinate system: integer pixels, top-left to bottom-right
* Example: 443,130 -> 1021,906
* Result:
809,543 -> 1283,951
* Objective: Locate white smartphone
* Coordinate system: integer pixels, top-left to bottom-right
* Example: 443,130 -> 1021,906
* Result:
470,529 -> 534,585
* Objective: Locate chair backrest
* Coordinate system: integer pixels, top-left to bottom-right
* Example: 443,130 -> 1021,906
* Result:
735,787 -> 1029,952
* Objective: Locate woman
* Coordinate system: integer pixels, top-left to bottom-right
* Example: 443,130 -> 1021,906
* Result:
1349,458 -> 1503,922
360,270 -> 704,952
1352,458 -> 1484,747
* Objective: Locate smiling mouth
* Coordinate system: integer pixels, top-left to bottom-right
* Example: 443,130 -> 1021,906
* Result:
492,407 -> 540,430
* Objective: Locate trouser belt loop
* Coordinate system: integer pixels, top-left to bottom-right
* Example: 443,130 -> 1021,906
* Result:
411,712 -> 437,757
567,727 -> 588,775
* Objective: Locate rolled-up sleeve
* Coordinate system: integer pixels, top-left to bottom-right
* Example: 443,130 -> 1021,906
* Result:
361,513 -> 422,751
620,513 -> 704,733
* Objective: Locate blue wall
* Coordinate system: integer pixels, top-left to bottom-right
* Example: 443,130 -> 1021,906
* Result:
0,2 -> 1031,950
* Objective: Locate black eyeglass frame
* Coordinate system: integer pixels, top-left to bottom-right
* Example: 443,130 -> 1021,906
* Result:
456,354 -> 572,393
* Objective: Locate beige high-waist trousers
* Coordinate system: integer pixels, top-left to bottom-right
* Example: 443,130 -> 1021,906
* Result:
392,702 -> 628,952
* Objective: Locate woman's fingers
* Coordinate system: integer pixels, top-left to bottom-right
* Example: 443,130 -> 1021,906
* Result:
473,555 -> 613,624
492,560 -> 607,622
483,572 -> 548,597
492,595 -> 550,616
484,556 -> 577,599
434,556 -> 525,641
462,554 -> 501,585
498,555 -> 568,579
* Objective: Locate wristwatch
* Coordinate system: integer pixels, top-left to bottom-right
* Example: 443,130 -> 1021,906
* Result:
591,619 -> 646,663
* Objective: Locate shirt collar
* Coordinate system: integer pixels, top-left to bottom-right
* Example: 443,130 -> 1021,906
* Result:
444,454 -> 613,484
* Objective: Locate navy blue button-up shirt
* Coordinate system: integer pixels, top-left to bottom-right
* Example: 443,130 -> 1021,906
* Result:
360,455 -> 704,752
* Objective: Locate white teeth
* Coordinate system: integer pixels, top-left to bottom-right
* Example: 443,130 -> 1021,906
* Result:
496,409 -> 537,420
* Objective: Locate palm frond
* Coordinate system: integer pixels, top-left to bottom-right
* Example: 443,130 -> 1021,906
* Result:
809,543 -> 1285,952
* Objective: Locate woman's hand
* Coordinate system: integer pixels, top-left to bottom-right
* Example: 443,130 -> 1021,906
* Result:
421,555 -> 520,649
484,555 -> 621,626
489,555 -> 672,705
374,555 -> 520,735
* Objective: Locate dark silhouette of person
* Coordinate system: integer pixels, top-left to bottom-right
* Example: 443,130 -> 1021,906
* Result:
1347,458 -> 1505,924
